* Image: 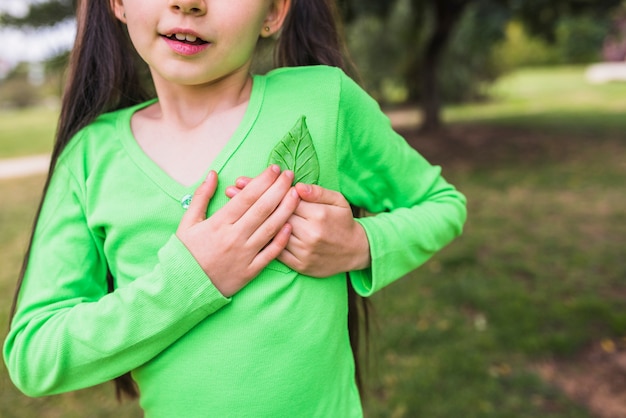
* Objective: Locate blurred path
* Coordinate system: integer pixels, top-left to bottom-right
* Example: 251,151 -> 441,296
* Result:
0,108 -> 421,180
0,154 -> 50,180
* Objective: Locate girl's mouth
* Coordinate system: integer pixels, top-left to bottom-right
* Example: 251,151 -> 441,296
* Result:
162,32 -> 211,56
164,33 -> 208,46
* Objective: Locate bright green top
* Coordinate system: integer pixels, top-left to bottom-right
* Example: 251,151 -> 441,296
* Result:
4,66 -> 466,417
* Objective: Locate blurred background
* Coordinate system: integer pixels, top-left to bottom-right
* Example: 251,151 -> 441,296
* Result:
1,0 -> 626,417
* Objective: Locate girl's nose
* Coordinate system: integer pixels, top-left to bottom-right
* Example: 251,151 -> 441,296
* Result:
168,0 -> 207,15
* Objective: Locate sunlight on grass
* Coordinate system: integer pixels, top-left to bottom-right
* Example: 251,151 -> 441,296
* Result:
446,66 -> 626,135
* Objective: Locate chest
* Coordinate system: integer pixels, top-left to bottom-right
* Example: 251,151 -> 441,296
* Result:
130,108 -> 248,186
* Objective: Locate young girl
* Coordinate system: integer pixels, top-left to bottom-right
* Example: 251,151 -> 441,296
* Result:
4,0 -> 466,416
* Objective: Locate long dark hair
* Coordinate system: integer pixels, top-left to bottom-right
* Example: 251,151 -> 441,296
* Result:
11,0 -> 368,402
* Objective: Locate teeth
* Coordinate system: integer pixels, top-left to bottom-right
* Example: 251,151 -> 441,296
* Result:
173,33 -> 197,42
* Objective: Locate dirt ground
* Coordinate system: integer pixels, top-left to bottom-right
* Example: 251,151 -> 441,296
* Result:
536,340 -> 626,418
399,121 -> 626,418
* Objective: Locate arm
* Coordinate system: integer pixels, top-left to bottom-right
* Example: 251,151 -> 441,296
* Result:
4,163 -> 298,396
335,71 -> 467,296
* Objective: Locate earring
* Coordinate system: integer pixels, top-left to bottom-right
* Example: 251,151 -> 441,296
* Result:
264,26 -> 271,32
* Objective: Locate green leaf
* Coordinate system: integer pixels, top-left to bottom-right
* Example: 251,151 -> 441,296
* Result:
268,116 -> 320,185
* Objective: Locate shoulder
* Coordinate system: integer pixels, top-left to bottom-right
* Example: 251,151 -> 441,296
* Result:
262,65 -> 349,91
58,100 -> 153,165
259,65 -> 371,114
56,100 -> 153,176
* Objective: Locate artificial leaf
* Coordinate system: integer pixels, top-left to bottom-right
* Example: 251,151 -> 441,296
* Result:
268,116 -> 320,185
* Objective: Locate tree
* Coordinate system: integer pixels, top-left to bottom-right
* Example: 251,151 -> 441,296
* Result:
341,0 -> 507,131
418,0 -> 472,131
341,0 -> 622,132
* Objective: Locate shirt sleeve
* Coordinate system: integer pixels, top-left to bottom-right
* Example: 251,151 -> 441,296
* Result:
3,160 -> 230,397
335,71 -> 467,296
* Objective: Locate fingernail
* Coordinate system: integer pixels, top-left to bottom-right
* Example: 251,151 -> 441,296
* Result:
290,188 -> 299,198
303,184 -> 312,194
270,164 -> 281,174
285,170 -> 294,180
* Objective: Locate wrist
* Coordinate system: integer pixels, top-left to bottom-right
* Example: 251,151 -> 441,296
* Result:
349,221 -> 371,271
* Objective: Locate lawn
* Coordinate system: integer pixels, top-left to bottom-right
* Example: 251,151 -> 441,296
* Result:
0,106 -> 58,159
1,66 -> 625,417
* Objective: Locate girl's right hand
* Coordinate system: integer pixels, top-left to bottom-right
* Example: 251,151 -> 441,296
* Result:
176,165 -> 300,297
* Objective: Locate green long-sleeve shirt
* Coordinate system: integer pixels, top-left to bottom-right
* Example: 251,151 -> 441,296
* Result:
4,66 -> 466,417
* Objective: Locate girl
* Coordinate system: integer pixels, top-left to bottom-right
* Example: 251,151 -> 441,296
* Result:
4,0 -> 467,416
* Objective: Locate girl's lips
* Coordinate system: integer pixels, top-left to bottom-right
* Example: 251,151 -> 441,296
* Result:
162,35 -> 210,56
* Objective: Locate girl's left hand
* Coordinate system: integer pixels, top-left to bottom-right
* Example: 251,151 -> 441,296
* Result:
226,179 -> 371,277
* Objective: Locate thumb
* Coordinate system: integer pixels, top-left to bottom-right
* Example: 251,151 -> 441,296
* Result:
179,171 -> 218,229
294,183 -> 348,207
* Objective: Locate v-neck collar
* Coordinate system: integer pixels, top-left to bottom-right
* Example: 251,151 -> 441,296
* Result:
117,75 -> 266,202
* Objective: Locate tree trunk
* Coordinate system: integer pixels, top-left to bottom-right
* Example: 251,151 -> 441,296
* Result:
419,0 -> 471,132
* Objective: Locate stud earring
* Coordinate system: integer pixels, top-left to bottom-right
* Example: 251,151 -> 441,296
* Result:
264,26 -> 271,32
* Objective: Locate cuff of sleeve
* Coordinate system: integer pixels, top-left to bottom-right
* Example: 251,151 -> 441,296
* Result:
159,235 -> 231,315
350,217 -> 378,297
349,268 -> 373,296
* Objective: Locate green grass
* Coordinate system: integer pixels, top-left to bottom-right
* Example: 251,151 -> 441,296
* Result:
362,147 -> 626,416
1,66 -> 626,416
446,66 -> 626,136
0,106 -> 58,158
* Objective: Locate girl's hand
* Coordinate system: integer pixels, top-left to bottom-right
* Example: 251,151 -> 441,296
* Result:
226,178 -> 371,277
177,166 -> 300,297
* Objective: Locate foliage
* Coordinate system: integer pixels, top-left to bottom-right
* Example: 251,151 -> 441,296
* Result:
344,0 -> 413,103
509,0 -> 622,42
492,22 -> 561,71
555,15 -> 609,63
439,1 -> 509,103
345,0 -> 509,105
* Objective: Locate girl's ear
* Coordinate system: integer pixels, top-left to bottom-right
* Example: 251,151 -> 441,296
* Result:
110,0 -> 127,23
261,0 -> 291,37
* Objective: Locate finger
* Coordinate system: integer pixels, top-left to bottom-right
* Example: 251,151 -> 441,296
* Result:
225,176 -> 254,198
295,183 -> 349,207
218,165 -> 282,224
247,186 -> 300,246
249,224 -> 293,273
281,211 -> 309,241
225,185 -> 241,199
235,176 -> 252,189
179,171 -> 218,229
237,170 -> 295,230
277,247 -> 301,271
